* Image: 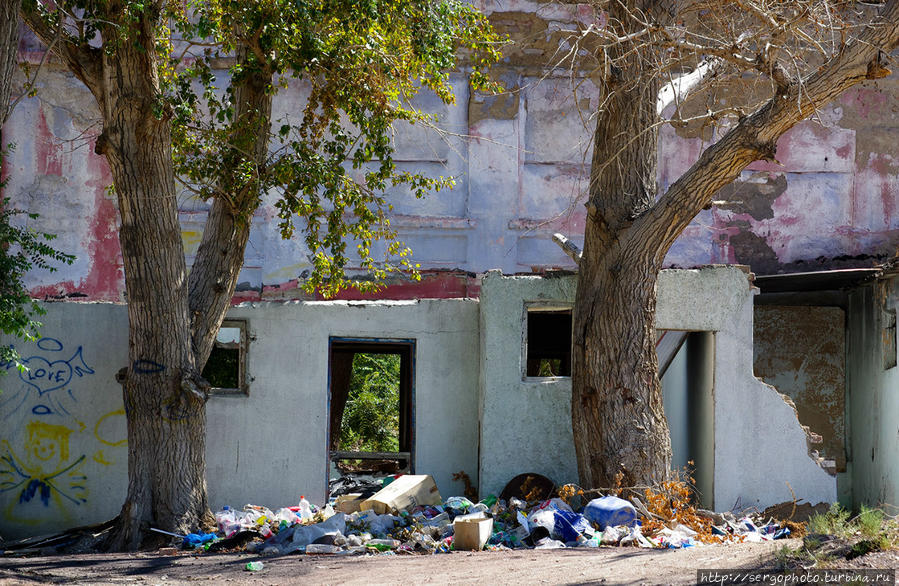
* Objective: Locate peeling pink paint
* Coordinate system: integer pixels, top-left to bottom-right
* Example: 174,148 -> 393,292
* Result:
842,88 -> 888,120
35,109 -> 62,177
82,141 -> 124,301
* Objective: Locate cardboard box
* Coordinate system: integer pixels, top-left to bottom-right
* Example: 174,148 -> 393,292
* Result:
334,493 -> 365,514
453,516 -> 493,550
360,475 -> 441,514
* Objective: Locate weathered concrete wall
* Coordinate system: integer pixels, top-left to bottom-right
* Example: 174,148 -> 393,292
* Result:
0,299 -> 481,539
658,269 -> 836,510
479,267 -> 836,509
477,271 -> 578,497
5,8 -> 899,303
0,304 -> 128,539
847,277 -> 899,509
754,306 -> 846,474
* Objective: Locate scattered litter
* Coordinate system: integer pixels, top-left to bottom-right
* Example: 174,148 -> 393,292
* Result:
168,473 -> 797,558
244,561 -> 264,571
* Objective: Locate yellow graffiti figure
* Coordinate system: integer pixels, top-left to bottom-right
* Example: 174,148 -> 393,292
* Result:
0,421 -> 87,523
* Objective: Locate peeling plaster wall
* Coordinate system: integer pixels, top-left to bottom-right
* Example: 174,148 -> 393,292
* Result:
753,306 -> 846,474
0,299 -> 480,539
847,277 -> 899,509
9,5 -> 899,304
479,267 -> 836,509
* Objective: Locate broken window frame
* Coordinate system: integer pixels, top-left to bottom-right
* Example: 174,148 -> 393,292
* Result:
205,319 -> 250,396
327,337 -> 416,476
522,303 -> 573,380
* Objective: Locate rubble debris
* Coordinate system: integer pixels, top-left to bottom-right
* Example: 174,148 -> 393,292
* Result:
135,474 -> 798,559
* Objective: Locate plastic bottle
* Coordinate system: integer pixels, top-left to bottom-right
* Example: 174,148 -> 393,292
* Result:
244,561 -> 264,572
297,496 -> 314,522
215,507 -> 238,537
305,543 -> 341,554
367,538 -> 400,550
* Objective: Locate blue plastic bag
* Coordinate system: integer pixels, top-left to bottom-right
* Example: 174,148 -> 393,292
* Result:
182,532 -> 217,549
552,510 -> 592,542
583,496 -> 637,529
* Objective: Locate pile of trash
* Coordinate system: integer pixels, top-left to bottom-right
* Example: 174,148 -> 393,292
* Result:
174,474 -> 793,557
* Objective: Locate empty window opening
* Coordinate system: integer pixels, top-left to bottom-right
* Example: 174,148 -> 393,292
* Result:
525,308 -> 572,378
328,339 -> 414,483
203,320 -> 248,395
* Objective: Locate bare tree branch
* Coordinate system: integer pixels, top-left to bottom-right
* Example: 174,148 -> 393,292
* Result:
640,0 -> 899,254
19,1 -> 103,100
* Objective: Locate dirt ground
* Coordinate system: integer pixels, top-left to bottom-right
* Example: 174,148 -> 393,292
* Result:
4,539 -> 895,585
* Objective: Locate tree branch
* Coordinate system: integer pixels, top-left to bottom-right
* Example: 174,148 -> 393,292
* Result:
19,2 -> 103,99
640,0 -> 899,254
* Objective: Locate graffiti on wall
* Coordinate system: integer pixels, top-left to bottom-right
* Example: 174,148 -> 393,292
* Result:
0,421 -> 88,522
0,337 -> 125,525
1,337 -> 95,419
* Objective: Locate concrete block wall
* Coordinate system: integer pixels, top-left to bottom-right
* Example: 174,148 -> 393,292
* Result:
5,10 -> 899,304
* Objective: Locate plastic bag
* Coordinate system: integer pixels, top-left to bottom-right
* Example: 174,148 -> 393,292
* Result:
583,496 -> 637,529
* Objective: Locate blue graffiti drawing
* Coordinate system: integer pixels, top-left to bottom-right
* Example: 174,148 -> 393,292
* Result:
132,359 -> 165,374
0,421 -> 88,519
0,338 -> 94,419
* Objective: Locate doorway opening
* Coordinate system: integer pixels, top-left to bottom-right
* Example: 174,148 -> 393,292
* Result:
328,338 -> 415,484
659,330 -> 715,509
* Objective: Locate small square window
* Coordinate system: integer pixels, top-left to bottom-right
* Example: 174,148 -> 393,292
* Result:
525,307 -> 572,378
203,320 -> 248,395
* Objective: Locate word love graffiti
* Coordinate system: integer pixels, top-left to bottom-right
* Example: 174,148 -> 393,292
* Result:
1,338 -> 95,419
18,340 -> 94,396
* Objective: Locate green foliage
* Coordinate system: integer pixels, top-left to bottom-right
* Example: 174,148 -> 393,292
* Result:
0,182 -> 75,375
201,346 -> 239,389
339,353 -> 400,453
808,503 -> 852,536
165,0 -> 503,297
858,505 -> 886,538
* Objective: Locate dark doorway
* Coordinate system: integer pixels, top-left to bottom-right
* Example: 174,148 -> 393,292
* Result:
328,338 -> 415,477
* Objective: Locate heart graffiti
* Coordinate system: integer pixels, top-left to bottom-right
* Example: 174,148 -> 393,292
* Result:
18,346 -> 95,396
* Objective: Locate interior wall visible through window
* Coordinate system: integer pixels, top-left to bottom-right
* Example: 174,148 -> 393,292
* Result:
203,319 -> 249,395
524,306 -> 572,378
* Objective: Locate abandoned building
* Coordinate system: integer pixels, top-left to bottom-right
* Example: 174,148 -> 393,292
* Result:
1,2 -> 899,540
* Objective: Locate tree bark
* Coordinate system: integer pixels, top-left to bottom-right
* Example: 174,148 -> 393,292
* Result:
95,20 -> 211,549
572,15 -> 672,488
0,0 -> 18,128
19,5 -> 213,548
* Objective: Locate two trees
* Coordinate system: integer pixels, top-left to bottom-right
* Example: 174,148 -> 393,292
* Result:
7,0 -> 899,549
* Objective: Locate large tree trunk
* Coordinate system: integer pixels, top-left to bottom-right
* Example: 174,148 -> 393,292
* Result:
0,0 -> 18,128
572,0 -> 899,490
92,22 -> 211,551
571,1 -> 672,489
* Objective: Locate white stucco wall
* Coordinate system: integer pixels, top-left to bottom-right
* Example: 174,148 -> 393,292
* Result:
657,268 -> 837,510
847,277 -> 899,509
478,267 -> 836,509
0,303 -> 129,539
0,298 -> 480,539
477,271 -> 578,498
